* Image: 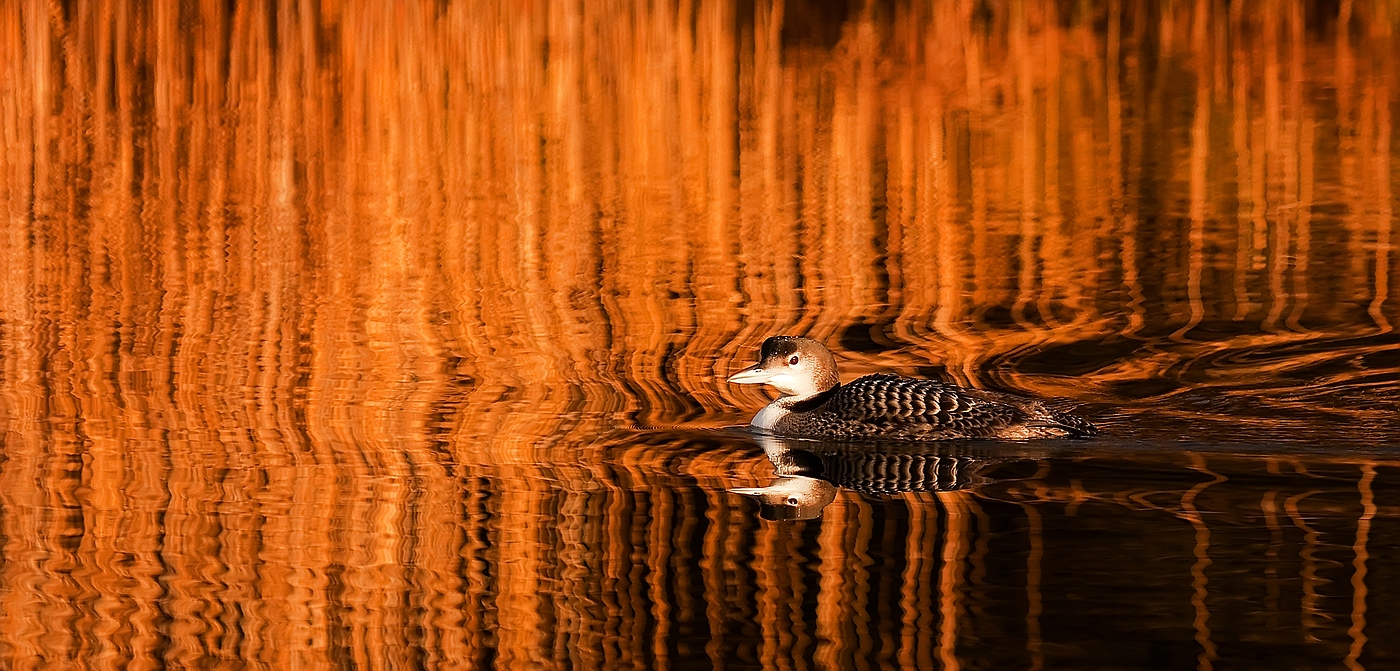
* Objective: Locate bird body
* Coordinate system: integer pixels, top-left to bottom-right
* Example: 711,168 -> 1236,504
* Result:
728,336 -> 1095,441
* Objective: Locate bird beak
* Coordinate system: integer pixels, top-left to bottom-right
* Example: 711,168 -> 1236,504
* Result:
727,362 -> 776,385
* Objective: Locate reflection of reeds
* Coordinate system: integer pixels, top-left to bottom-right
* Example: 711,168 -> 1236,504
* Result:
1,0 -> 1399,667
1346,462 -> 1375,671
1181,454 -> 1223,670
995,449 -> 1400,666
4,2 -> 1399,428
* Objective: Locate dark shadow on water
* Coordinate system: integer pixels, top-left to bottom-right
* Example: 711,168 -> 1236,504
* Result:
616,423 -> 1400,669
615,424 -> 1400,669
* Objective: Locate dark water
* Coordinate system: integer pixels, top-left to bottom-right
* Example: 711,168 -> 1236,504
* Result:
2,1 -> 1400,669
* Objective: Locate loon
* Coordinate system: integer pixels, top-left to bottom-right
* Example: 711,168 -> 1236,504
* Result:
727,336 -> 1096,440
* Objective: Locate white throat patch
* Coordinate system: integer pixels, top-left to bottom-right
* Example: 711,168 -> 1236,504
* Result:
750,402 -> 790,431
764,371 -> 818,398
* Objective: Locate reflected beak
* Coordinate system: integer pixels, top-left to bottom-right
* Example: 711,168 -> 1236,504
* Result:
728,486 -> 771,496
731,477 -> 825,501
727,363 -> 777,385
730,478 -> 811,504
730,476 -> 839,521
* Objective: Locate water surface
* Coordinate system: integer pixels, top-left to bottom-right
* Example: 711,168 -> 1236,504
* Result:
2,1 -> 1399,669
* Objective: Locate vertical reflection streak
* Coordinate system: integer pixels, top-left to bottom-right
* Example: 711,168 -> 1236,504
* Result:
755,518 -> 784,671
957,0 -> 986,370
850,498 -> 875,671
1266,0 -> 1298,334
1180,454 -> 1224,671
1261,488 -> 1283,631
1175,0 -> 1211,341
1021,501 -> 1044,671
932,90 -> 975,378
1010,0 -> 1038,329
964,497 -> 992,638
787,518 -> 814,671
500,477 -> 549,668
1284,489 -> 1324,640
1284,0 -> 1312,332
1249,3 -> 1271,322
1231,3 -> 1254,321
1039,3 -> 1062,327
649,487 -> 674,671
936,491 -> 969,671
1335,0 -> 1366,296
1108,0 -> 1147,336
814,498 -> 848,671
1369,76 -> 1392,331
899,494 -> 936,671
703,490 -> 734,671
1344,463 -> 1376,671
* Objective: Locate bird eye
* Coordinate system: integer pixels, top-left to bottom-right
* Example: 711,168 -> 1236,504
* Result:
788,355 -> 800,366
787,497 -> 800,505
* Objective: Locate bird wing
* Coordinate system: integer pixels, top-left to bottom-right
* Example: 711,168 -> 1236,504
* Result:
825,374 -> 1027,434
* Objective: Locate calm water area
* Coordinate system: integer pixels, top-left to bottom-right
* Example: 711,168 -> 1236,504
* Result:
3,2 -> 1400,669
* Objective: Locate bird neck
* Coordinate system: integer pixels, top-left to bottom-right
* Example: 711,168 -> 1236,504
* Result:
779,383 -> 840,413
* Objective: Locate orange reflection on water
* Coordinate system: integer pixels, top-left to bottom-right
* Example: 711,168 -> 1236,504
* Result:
1,1 -> 1399,669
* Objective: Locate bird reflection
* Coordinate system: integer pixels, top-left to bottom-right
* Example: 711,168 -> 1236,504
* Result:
731,476 -> 838,521
731,433 -> 1007,520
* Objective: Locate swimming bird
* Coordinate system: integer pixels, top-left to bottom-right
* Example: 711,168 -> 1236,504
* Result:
727,336 -> 1096,440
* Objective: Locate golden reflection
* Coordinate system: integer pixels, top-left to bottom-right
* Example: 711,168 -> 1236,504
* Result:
1180,454 -> 1223,671
1019,460 -> 1053,671
1346,463 -> 1376,671
936,491 -> 969,671
900,491 -> 938,671
1,0 -> 1400,668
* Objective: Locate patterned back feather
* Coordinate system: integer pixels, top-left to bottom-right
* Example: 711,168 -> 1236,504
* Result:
777,373 -> 1092,440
